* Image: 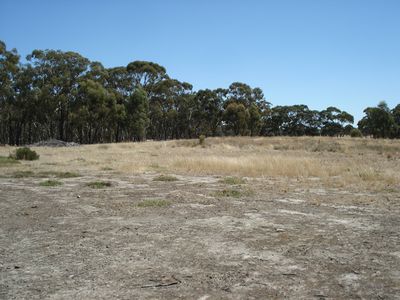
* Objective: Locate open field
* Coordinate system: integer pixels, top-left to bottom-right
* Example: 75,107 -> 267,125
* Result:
1,137 -> 400,299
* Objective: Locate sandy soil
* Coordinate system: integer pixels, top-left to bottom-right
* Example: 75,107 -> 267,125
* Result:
1,171 -> 399,299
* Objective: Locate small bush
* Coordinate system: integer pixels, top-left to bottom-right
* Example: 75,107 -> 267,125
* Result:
39,180 -> 63,187
153,174 -> 178,182
12,147 -> 39,160
137,199 -> 170,208
199,135 -> 206,146
87,181 -> 112,188
350,128 -> 363,138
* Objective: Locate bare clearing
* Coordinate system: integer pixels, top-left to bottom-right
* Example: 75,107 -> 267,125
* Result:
1,137 -> 400,299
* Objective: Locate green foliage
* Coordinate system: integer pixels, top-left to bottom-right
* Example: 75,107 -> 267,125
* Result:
358,101 -> 396,138
39,180 -> 63,187
350,128 -> 363,138
1,41 -> 398,144
153,174 -> 179,182
87,181 -> 112,188
137,199 -> 170,208
13,147 -> 39,160
127,87 -> 149,141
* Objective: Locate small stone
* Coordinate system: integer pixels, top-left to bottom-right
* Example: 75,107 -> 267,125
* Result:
77,195 -> 81,198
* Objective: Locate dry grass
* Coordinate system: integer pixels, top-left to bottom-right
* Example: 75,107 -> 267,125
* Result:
0,136 -> 399,190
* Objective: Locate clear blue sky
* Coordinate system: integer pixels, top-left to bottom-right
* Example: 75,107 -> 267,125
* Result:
1,0 -> 400,122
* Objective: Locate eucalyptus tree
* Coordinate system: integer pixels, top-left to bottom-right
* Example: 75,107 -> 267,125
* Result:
0,41 -> 20,144
192,89 -> 223,136
358,101 -> 396,138
27,49 -> 90,141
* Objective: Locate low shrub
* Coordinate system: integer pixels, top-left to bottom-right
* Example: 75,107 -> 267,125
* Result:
199,135 -> 206,146
350,128 -> 363,138
12,147 -> 39,160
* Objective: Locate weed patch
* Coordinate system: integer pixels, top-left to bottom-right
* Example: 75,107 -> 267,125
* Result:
39,180 -> 63,187
215,189 -> 243,198
87,181 -> 112,188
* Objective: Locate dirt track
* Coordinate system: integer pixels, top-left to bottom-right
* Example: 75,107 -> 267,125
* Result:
1,172 -> 399,299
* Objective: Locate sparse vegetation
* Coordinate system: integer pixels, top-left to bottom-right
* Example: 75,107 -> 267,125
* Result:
0,156 -> 20,167
12,147 -> 40,160
153,174 -> 178,182
220,176 -> 246,185
137,199 -> 171,208
39,180 -> 63,187
12,170 -> 35,178
311,141 -> 342,153
215,189 -> 243,198
87,181 -> 112,188
38,171 -> 80,178
101,167 -> 113,171
0,137 -> 399,190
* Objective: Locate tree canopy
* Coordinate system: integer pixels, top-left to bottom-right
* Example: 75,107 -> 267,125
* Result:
0,41 -> 398,145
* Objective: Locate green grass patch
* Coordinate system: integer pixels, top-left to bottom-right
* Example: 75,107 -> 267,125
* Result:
39,180 -> 63,187
0,156 -> 20,167
12,170 -> 35,178
219,176 -> 246,185
137,199 -> 171,208
153,174 -> 179,182
86,181 -> 112,188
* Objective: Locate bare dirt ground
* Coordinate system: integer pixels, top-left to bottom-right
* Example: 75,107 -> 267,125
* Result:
1,137 -> 400,299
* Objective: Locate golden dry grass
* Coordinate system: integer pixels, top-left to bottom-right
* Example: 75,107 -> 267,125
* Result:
0,136 -> 399,189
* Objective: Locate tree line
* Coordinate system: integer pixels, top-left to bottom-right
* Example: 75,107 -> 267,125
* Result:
1,41 -> 399,145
